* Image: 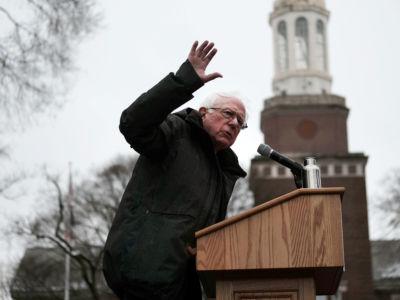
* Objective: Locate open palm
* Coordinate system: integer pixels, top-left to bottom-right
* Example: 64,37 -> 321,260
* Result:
188,40 -> 222,83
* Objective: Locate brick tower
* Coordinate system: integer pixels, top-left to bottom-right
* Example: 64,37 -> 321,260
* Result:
249,1 -> 374,299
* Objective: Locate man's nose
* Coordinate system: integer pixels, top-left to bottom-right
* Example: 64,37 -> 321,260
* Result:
228,117 -> 240,129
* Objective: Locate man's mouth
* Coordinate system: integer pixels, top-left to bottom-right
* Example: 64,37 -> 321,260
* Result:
222,131 -> 233,139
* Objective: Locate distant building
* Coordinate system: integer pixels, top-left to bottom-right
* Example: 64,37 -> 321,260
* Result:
10,246 -> 116,300
371,240 -> 400,300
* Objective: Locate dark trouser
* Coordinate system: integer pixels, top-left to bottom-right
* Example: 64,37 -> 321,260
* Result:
122,259 -> 202,300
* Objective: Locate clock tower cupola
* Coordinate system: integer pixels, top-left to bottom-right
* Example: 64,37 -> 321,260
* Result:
270,0 -> 331,95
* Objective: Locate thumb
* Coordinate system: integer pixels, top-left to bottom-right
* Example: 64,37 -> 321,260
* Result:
203,72 -> 223,83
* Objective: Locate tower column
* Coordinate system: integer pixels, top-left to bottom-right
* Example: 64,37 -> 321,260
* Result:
251,1 -> 375,300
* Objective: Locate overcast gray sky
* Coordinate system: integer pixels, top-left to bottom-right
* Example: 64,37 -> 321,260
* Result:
2,1 -> 400,283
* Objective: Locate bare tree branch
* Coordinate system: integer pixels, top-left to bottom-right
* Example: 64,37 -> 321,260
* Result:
0,0 -> 101,128
9,154 -> 138,298
377,168 -> 400,236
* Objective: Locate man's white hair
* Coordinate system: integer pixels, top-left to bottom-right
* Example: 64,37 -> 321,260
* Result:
199,92 -> 248,120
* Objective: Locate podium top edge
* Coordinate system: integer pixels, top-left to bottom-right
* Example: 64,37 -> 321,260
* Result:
195,187 -> 345,239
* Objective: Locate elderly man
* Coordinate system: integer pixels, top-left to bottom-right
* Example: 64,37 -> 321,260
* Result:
103,41 -> 247,300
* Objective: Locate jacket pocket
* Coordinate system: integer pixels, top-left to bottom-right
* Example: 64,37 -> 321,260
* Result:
120,213 -> 193,287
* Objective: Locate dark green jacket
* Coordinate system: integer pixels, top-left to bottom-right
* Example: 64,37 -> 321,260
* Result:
103,60 -> 246,299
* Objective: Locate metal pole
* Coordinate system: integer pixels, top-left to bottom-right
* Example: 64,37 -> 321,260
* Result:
64,253 -> 70,300
64,162 -> 73,300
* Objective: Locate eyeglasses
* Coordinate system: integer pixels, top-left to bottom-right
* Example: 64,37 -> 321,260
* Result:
208,107 -> 248,130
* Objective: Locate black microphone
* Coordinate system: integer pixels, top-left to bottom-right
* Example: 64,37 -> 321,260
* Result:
257,144 -> 304,175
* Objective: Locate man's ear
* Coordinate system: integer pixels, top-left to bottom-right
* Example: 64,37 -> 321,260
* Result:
199,107 -> 207,117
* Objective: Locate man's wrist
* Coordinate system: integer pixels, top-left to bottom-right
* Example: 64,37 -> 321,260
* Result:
175,60 -> 204,93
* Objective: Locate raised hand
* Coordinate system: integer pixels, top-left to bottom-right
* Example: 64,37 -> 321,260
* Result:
188,40 -> 223,83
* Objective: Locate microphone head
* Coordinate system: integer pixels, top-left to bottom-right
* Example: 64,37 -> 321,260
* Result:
257,143 -> 272,157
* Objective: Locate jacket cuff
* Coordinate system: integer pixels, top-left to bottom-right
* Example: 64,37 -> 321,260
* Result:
175,60 -> 204,93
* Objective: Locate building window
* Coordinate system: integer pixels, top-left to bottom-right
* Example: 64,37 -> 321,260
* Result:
334,165 -> 342,175
278,167 -> 286,176
295,17 -> 309,69
263,167 -> 271,176
316,20 -> 327,71
277,21 -> 288,71
348,165 -> 357,175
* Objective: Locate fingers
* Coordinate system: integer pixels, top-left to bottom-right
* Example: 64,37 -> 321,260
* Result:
189,40 -> 199,57
186,246 -> 197,256
201,42 -> 214,59
197,40 -> 209,56
204,48 -> 217,63
191,40 -> 217,61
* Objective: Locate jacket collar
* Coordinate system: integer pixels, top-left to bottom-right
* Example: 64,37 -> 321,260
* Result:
174,108 -> 247,178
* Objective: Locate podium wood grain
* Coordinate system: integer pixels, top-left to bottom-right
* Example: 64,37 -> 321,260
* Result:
196,188 -> 345,297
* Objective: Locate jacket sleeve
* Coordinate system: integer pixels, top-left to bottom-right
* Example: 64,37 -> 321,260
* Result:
119,60 -> 204,159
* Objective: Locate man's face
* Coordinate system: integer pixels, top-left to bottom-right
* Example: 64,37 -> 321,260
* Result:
200,97 -> 246,152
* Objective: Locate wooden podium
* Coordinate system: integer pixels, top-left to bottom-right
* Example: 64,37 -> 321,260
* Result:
195,188 -> 345,300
